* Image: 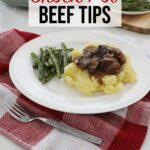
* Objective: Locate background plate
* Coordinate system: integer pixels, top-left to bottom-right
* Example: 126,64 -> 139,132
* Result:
122,11 -> 150,15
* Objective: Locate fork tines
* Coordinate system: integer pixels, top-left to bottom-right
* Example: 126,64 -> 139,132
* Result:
2,98 -> 26,119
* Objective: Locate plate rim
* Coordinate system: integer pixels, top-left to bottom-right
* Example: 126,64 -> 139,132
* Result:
122,10 -> 150,15
9,30 -> 150,114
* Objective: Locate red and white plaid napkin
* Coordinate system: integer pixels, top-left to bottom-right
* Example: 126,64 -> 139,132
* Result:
0,29 -> 150,150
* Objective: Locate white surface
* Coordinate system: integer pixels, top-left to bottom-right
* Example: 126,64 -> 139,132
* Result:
10,31 -> 150,114
33,129 -> 101,150
0,0 -> 150,149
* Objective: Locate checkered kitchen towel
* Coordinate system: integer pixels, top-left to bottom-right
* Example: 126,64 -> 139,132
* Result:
0,29 -> 150,150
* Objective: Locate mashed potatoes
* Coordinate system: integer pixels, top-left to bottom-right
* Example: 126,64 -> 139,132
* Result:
64,47 -> 136,95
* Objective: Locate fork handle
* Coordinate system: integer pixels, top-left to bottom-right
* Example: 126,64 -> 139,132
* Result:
38,117 -> 102,145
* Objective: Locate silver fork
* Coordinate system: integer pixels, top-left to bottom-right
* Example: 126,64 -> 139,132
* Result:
2,98 -> 102,145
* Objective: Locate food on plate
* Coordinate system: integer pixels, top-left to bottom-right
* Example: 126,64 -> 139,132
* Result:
31,42 -> 136,96
31,43 -> 73,84
64,44 -> 136,95
122,0 -> 150,12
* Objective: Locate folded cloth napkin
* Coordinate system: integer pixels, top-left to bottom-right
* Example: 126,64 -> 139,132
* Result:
0,29 -> 150,150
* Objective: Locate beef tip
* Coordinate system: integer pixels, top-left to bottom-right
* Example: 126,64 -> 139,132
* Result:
107,46 -> 116,54
75,56 -> 89,69
83,46 -> 97,57
107,47 -> 126,65
96,45 -> 108,57
87,57 -> 100,73
102,53 -> 114,59
99,58 -> 121,74
115,51 -> 126,65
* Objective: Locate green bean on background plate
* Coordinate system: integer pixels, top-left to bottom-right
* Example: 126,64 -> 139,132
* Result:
122,0 -> 150,12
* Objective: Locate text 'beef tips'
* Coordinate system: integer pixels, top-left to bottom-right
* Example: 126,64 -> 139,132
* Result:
75,45 -> 126,77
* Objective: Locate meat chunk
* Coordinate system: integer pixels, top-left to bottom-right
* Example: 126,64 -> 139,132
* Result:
99,58 -> 121,75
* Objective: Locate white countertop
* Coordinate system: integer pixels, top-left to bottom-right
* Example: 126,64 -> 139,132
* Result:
0,1 -> 150,150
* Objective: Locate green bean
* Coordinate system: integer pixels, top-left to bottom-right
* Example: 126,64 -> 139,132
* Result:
41,69 -> 53,84
48,47 -> 61,78
58,51 -> 64,74
44,72 -> 56,83
53,48 -> 74,52
40,48 -> 44,61
61,42 -> 70,67
43,50 -> 49,64
48,57 -> 54,66
31,52 -> 44,81
67,48 -> 74,52
44,67 -> 51,77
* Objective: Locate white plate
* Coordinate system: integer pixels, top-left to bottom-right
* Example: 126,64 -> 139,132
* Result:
122,11 -> 150,15
9,31 -> 150,114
